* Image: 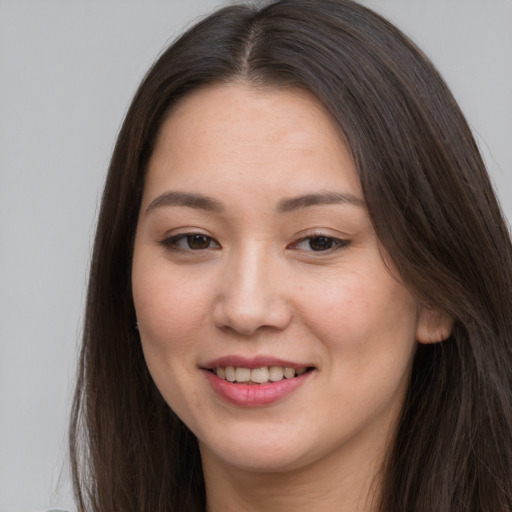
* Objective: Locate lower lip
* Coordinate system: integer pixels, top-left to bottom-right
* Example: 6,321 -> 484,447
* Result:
203,369 -> 313,407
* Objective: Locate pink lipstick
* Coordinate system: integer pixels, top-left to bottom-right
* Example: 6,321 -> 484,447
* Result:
201,356 -> 314,407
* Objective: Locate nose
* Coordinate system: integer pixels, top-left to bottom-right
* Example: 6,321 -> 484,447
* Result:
213,246 -> 292,337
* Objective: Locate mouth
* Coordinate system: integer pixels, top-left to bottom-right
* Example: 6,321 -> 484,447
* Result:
208,365 -> 314,385
203,364 -> 315,406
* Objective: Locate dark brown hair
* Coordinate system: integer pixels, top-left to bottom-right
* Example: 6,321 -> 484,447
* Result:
70,1 -> 512,510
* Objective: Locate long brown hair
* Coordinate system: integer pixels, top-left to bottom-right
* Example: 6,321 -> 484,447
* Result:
70,1 -> 512,510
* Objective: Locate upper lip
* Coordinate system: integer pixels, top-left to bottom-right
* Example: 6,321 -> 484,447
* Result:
201,355 -> 313,370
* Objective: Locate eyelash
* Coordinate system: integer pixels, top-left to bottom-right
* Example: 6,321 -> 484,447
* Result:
290,234 -> 350,253
160,233 -> 221,252
160,232 -> 350,254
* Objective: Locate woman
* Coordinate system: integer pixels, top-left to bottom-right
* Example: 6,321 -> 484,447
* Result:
70,0 -> 512,510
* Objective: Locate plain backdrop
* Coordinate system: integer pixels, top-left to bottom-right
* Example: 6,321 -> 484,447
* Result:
0,1 -> 510,511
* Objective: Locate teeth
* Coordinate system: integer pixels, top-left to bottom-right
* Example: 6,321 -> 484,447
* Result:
235,367 -> 251,382
269,366 -> 284,381
225,366 -> 236,382
283,367 -> 295,379
251,367 -> 270,384
214,366 -> 309,384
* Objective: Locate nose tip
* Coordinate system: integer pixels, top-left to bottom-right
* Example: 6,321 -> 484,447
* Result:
212,256 -> 292,336
214,295 -> 291,337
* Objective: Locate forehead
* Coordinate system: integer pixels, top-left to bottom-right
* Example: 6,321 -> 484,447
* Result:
144,82 -> 362,203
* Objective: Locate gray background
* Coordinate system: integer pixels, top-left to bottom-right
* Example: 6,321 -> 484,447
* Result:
1,1 -> 510,510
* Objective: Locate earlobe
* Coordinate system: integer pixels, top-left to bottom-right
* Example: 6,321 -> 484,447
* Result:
416,307 -> 454,344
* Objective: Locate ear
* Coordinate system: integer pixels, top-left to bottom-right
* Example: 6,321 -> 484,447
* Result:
416,307 -> 454,344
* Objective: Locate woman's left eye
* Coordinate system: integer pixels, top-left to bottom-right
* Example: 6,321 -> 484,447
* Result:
161,233 -> 221,251
291,235 -> 349,252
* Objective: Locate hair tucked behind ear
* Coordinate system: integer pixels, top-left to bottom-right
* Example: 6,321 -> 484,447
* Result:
70,1 -> 512,511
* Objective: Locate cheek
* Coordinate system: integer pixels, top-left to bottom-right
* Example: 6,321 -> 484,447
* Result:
132,260 -> 214,360
301,268 -> 419,367
300,273 -> 419,435
132,263 -> 213,417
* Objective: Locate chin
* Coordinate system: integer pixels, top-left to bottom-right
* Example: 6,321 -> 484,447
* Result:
197,428 -> 324,474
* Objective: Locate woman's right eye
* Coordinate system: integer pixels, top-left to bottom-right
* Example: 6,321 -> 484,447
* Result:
161,233 -> 221,251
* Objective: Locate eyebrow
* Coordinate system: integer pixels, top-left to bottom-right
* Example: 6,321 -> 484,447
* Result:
276,191 -> 364,213
146,191 -> 224,214
145,190 -> 364,215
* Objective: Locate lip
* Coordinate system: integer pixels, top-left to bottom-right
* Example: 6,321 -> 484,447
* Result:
201,356 -> 315,407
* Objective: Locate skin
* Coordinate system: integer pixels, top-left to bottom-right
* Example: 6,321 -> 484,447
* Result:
131,83 -> 452,512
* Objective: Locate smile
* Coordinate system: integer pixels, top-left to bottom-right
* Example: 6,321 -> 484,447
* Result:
212,366 -> 310,384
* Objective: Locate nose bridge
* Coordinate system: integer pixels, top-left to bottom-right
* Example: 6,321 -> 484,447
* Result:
214,241 -> 290,335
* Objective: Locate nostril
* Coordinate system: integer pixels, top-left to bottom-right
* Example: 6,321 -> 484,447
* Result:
213,294 -> 293,336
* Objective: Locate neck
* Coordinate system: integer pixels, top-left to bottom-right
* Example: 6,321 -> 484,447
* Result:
201,434 -> 388,512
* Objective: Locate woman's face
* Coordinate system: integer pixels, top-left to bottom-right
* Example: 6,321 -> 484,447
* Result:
132,83 -> 433,475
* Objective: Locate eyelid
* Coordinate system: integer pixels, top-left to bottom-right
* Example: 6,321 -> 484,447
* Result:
288,232 -> 351,252
158,229 -> 349,254
160,231 -> 221,252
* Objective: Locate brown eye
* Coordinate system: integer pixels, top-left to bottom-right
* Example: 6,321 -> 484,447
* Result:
161,233 -> 220,251
187,234 -> 212,249
308,236 -> 336,251
291,235 -> 350,253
